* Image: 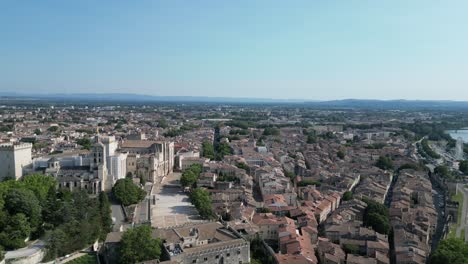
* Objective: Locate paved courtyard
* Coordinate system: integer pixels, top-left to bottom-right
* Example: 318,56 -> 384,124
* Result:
151,172 -> 201,228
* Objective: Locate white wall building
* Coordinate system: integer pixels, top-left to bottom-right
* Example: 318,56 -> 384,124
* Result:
108,153 -> 127,182
0,143 -> 33,180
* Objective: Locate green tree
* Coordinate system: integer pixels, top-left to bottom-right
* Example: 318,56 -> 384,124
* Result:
163,129 -> 184,137
343,243 -> 360,254
21,174 -> 57,205
375,156 -> 394,170
44,228 -> 67,260
307,134 -> 317,144
4,188 -> 42,234
263,127 -> 280,136
0,213 -> 31,249
119,225 -> 162,264
113,179 -> 146,206
343,191 -> 353,201
363,198 -> 390,234
435,165 -> 452,179
0,245 -> 4,261
431,238 -> 468,264
215,142 -> 232,160
180,164 -> 202,188
99,192 -> 112,240
420,139 -> 441,159
76,137 -> 92,150
180,170 -> 197,188
257,208 -> 271,213
34,128 -> 42,135
459,160 -> 468,174
190,188 -> 214,219
337,150 -> 345,159
398,163 -> 423,172
47,126 -> 59,132
202,141 -> 215,159
297,180 -> 322,187
157,118 -> 169,129
139,174 -> 146,185
236,162 -> 250,174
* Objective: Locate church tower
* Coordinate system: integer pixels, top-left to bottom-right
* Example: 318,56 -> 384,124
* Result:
90,134 -> 112,192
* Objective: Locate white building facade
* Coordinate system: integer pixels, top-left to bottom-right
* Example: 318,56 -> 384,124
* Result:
0,143 -> 33,180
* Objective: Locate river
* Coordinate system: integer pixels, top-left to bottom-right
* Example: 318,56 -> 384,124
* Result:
447,129 -> 468,142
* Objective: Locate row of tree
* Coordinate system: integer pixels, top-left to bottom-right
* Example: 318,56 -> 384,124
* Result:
421,139 -> 441,159
362,198 -> 390,235
189,188 -> 214,219
180,164 -> 203,188
201,141 -> 215,160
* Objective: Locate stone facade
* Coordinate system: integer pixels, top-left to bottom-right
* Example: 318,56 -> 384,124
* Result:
156,222 -> 250,264
0,143 -> 32,180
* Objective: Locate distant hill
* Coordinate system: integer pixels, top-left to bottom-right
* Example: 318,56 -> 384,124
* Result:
1,93 -> 468,109
0,93 -> 305,103
305,99 -> 468,110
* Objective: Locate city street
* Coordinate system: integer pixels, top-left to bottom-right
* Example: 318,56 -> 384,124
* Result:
110,203 -> 125,231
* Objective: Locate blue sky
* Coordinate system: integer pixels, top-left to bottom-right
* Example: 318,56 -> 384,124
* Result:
1,1 -> 468,100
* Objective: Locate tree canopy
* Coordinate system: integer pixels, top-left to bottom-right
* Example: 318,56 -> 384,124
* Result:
434,165 -> 453,179
363,198 -> 390,235
263,127 -> 280,136
119,225 -> 162,264
337,150 -> 345,159
215,142 -> 232,160
431,238 -> 468,264
0,174 -> 57,249
180,164 -> 202,188
342,191 -> 353,201
76,137 -> 92,150
201,141 -> 215,160
112,178 -> 146,206
375,156 -> 394,171
420,139 -> 441,159
190,188 -> 214,219
459,160 -> 468,174
0,174 -> 112,259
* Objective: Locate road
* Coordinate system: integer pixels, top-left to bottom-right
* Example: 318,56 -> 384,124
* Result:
5,240 -> 45,260
111,202 -> 125,231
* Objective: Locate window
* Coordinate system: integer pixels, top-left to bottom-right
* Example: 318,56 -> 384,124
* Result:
215,255 -> 219,259
204,257 -> 208,261
227,253 -> 230,257
192,260 -> 197,263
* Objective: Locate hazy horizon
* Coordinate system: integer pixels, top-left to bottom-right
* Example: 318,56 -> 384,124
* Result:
2,1 -> 468,101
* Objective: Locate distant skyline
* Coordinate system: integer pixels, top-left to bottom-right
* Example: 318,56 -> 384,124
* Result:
1,1 -> 468,100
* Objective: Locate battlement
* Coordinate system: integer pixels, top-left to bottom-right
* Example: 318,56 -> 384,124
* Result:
0,143 -> 33,151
